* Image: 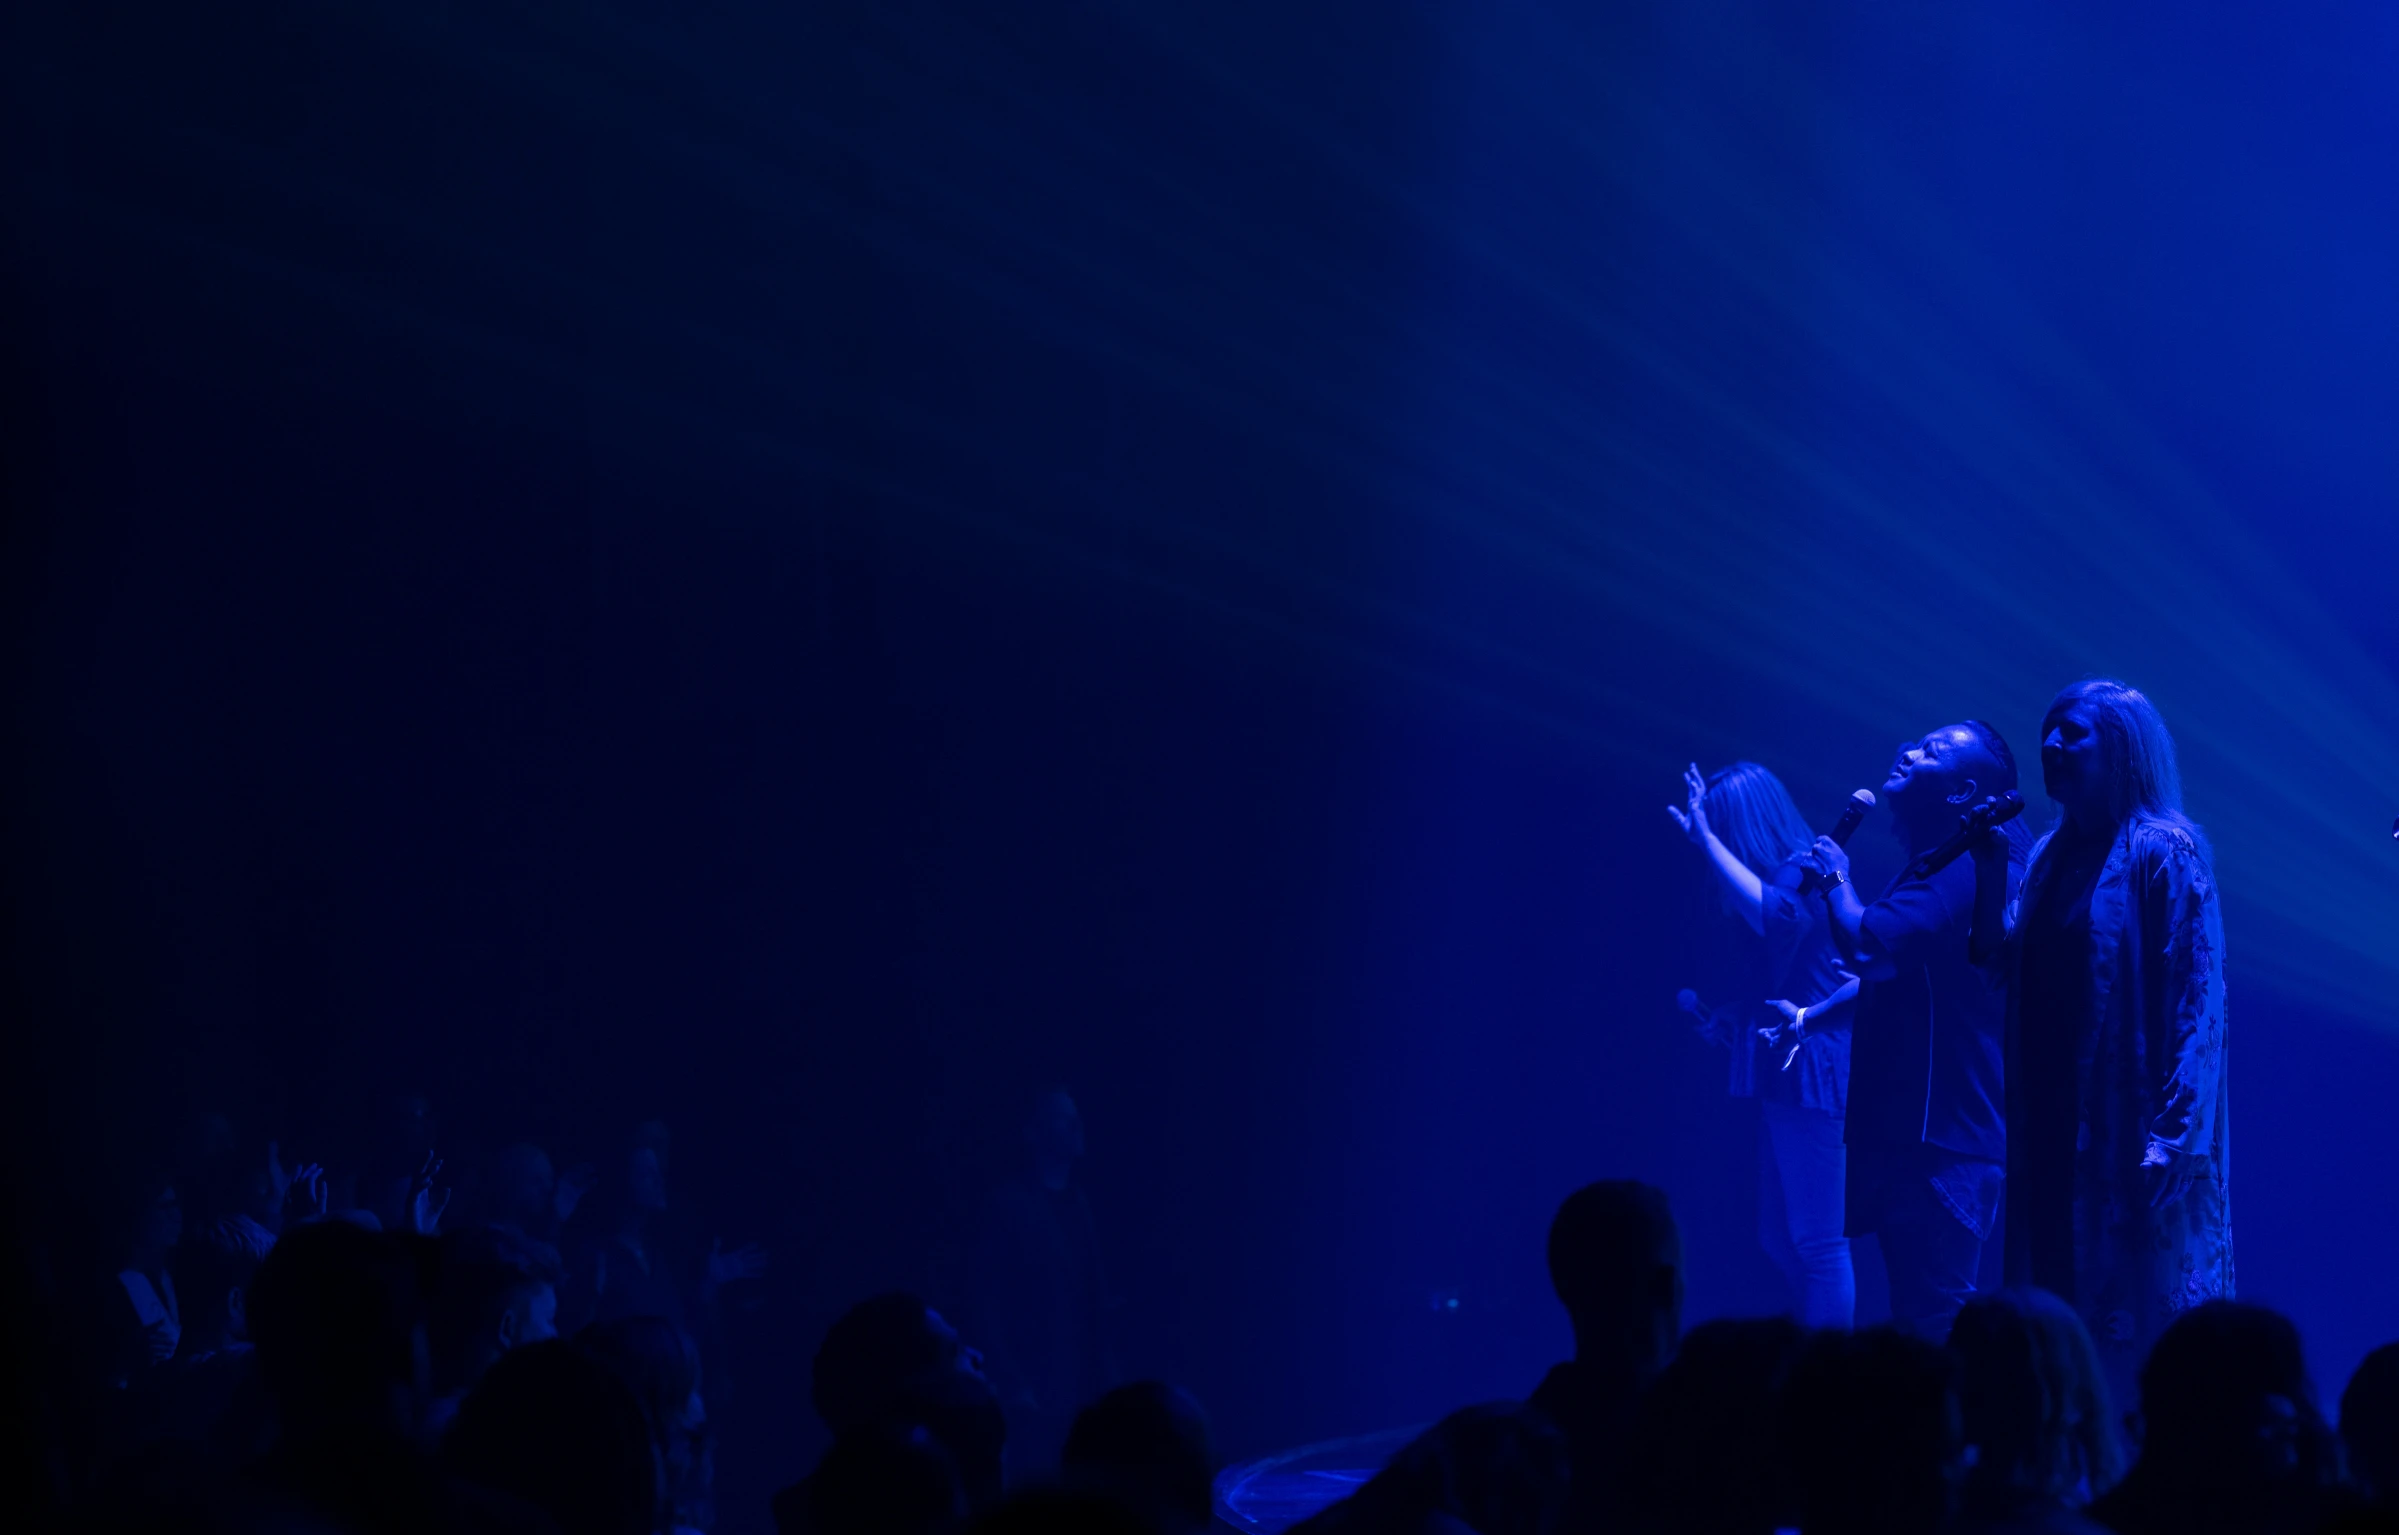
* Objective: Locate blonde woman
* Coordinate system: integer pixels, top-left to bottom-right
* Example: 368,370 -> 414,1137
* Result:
1970,679 -> 2230,1404
1670,761 -> 1856,1326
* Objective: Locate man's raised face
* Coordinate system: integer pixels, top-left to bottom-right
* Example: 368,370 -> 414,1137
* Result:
1882,724 -> 1990,813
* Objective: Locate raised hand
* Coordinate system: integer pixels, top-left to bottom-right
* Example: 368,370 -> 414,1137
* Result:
1665,762 -> 1711,845
287,1162 -> 329,1222
704,1238 -> 768,1291
554,1163 -> 594,1224
408,1153 -> 451,1235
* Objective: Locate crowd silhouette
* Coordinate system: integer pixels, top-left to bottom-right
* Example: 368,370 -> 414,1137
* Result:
25,1115 -> 2399,1535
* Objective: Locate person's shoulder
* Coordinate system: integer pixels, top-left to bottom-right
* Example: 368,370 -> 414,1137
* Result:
2127,816 -> 2204,857
1928,854 -> 1980,895
2125,817 -> 2214,885
1880,857 -> 1972,921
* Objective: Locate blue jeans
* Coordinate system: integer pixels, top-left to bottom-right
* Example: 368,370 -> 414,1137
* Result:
1759,1100 -> 1855,1328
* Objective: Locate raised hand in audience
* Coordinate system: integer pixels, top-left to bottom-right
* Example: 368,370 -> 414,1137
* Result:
287,1160 -> 330,1223
409,1153 -> 452,1235
702,1237 -> 768,1297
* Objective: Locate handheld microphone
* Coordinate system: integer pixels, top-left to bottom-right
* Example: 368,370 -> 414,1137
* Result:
1829,789 -> 1876,847
1788,789 -> 1879,892
1901,791 -> 2026,882
1676,988 -> 1708,1018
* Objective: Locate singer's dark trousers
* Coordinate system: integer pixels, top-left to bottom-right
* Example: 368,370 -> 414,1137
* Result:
1875,1178 -> 1985,1342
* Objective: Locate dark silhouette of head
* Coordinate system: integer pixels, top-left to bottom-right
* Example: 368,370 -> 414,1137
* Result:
1622,1316 -> 1806,1535
1546,1180 -> 1682,1367
814,1293 -> 984,1431
580,1316 -> 707,1503
976,1487 -> 1163,1535
441,1338 -> 661,1535
2341,1343 -> 2399,1508
812,1293 -> 1005,1512
1062,1381 -> 1216,1526
801,1423 -> 968,1535
180,1214 -> 276,1354
120,1180 -> 184,1268
1945,1287 -> 2123,1514
244,1218 -> 429,1438
1305,1402 -> 1570,1535
428,1223 -> 559,1399
2130,1301 -> 2335,1492
624,1145 -> 668,1218
490,1142 -> 557,1227
1782,1327 -> 1962,1535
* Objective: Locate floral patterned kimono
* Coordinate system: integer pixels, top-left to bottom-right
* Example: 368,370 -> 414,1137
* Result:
1998,814 -> 2231,1393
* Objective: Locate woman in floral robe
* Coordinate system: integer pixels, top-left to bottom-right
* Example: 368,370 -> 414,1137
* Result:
1971,678 -> 2231,1404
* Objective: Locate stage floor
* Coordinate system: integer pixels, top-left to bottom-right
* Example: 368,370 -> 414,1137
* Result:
1211,1425 -> 1418,1533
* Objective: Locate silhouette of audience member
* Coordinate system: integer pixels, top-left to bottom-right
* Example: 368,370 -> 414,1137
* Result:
423,1224 -> 562,1441
970,1087 -> 1114,1476
566,1142 -> 765,1336
173,1110 -> 242,1229
582,1316 -> 712,1533
2342,1344 -> 2399,1511
362,1093 -> 445,1233
571,1145 -> 688,1330
773,1293 -> 1008,1535
1945,1289 -> 2122,1534
975,1486 -> 1164,1535
78,1211 -> 275,1526
1060,1381 -> 1216,1531
1289,1402 -> 1571,1535
122,1213 -> 276,1453
2090,1302 -> 2344,1535
1529,1180 -> 1683,1535
1781,1327 -> 1964,1535
226,1141 -> 324,1243
102,1180 -> 184,1389
178,1215 -> 269,1364
241,1219 -> 529,1535
1619,1317 -> 1806,1535
443,1338 -> 662,1535
799,1423 -> 969,1535
488,1141 -> 584,1251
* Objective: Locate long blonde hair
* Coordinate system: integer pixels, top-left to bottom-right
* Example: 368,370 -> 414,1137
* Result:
1703,762 -> 1813,878
2028,680 -> 2211,911
2042,678 -> 2209,851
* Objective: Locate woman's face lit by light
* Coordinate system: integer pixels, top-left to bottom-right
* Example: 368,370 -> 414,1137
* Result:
2040,702 -> 2106,821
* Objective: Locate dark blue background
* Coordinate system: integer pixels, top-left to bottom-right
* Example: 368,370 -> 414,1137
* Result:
5,0 -> 2394,1510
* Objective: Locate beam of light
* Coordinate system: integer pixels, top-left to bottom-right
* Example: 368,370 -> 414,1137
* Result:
1356,4 -> 2399,1022
55,3 -> 2390,1018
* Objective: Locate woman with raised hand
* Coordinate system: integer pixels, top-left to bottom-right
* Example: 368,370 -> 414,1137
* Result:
1969,680 -> 2231,1405
1669,761 -> 1857,1327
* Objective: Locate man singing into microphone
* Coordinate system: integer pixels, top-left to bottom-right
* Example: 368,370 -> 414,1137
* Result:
1785,721 -> 2022,1341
